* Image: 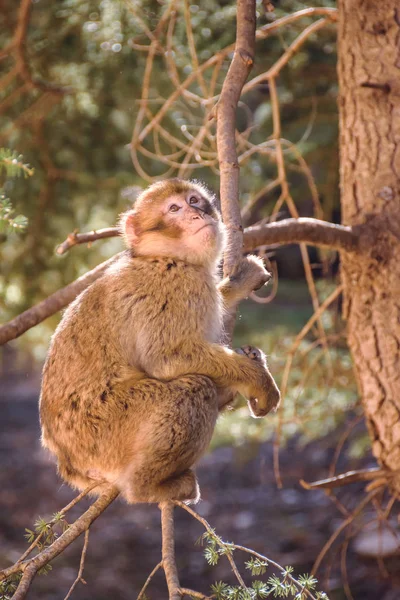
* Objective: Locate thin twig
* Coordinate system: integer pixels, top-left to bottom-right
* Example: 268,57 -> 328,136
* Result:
56,228 -> 119,255
178,589 -> 212,599
11,483 -> 99,568
137,561 -> 163,600
312,489 -> 380,575
0,253 -> 122,346
300,468 -> 388,491
174,501 -> 319,600
273,284 -> 344,487
63,528 -> 90,600
2,487 -> 119,599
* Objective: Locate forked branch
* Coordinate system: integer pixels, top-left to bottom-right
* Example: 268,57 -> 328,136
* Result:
0,219 -> 360,346
1,486 -> 119,600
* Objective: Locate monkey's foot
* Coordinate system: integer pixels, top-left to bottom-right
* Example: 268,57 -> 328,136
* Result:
232,255 -> 271,291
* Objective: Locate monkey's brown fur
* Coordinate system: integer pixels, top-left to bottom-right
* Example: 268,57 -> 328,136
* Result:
40,179 -> 280,503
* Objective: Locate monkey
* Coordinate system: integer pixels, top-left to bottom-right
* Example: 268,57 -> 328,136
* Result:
39,178 -> 280,505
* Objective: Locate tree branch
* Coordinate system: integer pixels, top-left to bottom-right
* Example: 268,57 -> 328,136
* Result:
300,467 -> 389,491
0,253 -> 122,346
137,561 -> 163,600
63,528 -> 90,600
3,486 -> 119,600
160,502 -> 181,600
56,228 -> 119,255
243,218 -> 359,253
12,0 -> 71,95
0,218 -> 361,346
216,0 -> 256,278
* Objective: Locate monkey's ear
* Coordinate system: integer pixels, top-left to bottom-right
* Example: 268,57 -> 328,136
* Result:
119,210 -> 140,247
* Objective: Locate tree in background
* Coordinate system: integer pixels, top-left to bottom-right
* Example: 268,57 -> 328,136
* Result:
1,1 -> 400,599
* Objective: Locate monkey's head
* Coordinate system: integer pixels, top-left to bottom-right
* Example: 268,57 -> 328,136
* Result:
120,179 -> 226,267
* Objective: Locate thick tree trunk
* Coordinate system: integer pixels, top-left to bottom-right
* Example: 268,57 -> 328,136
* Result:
338,0 -> 400,490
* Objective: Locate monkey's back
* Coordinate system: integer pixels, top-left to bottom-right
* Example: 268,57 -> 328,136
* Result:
39,251 -> 223,490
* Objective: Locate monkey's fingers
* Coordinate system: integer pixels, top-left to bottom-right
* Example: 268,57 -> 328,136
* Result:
236,345 -> 266,365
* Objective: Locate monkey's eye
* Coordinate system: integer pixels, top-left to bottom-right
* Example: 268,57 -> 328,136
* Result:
169,204 -> 180,213
189,196 -> 198,205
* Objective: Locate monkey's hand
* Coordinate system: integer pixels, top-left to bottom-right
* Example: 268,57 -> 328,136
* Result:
218,256 -> 271,309
236,345 -> 280,418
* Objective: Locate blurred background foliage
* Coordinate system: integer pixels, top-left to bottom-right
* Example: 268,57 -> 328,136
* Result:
0,0 -> 361,452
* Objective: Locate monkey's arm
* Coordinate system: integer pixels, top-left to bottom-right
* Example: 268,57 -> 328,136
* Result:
142,342 -> 280,418
217,255 -> 271,309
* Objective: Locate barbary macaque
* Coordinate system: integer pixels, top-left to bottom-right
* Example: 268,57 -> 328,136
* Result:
40,179 -> 280,504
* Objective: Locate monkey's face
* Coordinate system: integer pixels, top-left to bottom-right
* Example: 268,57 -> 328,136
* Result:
122,183 -> 226,267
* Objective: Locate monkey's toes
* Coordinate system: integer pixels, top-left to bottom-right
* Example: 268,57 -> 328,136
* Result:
237,345 -> 265,362
245,255 -> 272,290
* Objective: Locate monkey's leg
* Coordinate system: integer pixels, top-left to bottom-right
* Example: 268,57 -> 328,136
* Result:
133,469 -> 200,504
116,374 -> 218,504
145,341 -> 280,417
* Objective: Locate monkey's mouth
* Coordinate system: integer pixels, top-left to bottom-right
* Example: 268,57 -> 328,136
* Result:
194,223 -> 214,235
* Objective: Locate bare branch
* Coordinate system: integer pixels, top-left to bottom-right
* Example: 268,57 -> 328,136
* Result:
137,561 -> 163,600
217,0 -> 256,277
312,489 -> 381,575
56,228 -> 120,255
178,588 -> 211,599
0,217 -> 361,346
4,487 -> 119,600
255,7 -> 337,41
243,218 -> 359,253
300,468 -> 389,491
0,253 -> 122,346
243,18 -> 334,95
160,502 -> 181,600
56,217 -> 358,256
174,501 -> 319,600
8,483 -> 100,569
63,529 -> 90,600
13,0 -> 71,95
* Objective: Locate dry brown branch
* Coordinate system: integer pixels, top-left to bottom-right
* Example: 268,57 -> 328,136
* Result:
241,179 -> 280,225
160,502 -> 181,600
137,561 -> 163,600
273,284 -> 344,487
174,501 -> 319,600
300,468 -> 388,491
256,7 -> 338,40
56,217 -> 358,256
63,529 -> 90,600
0,218 -> 361,346
1,487 -> 119,599
243,218 -> 358,253
243,18 -> 333,95
0,253 -> 122,346
56,228 -> 119,255
312,489 -> 381,575
10,483 -> 100,569
328,415 -> 364,479
217,0 -> 256,278
178,589 -> 211,599
11,0 -> 71,95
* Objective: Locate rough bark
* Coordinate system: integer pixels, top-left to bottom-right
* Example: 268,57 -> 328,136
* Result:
338,0 -> 400,491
